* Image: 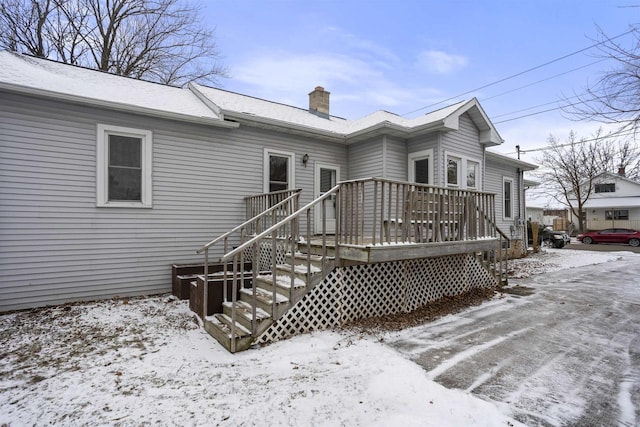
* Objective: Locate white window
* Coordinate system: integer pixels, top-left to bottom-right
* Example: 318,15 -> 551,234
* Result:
466,160 -> 479,190
97,124 -> 152,208
503,177 -> 514,219
263,149 -> 295,193
445,152 -> 481,190
446,155 -> 461,187
408,149 -> 433,184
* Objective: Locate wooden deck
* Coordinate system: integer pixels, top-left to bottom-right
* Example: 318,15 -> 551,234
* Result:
194,178 -> 510,352
306,236 -> 500,264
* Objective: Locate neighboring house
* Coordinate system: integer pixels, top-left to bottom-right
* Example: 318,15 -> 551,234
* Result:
526,206 -> 544,225
568,170 -> 640,231
1,51 -> 536,350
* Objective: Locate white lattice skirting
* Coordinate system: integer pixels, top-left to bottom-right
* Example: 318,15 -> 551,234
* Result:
258,253 -> 496,344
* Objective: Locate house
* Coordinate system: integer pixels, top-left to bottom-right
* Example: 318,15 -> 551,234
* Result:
568,170 -> 640,231
0,51 -> 535,351
526,206 -> 544,225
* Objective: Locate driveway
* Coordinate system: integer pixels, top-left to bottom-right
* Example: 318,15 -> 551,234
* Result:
566,241 -> 640,254
388,253 -> 640,426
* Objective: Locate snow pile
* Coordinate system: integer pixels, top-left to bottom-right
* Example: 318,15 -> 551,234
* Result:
1,297 -> 524,426
508,247 -> 625,278
1,247 -> 626,426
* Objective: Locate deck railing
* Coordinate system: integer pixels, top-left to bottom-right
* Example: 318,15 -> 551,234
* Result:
219,185 -> 340,352
338,178 -> 500,245
244,188 -> 302,233
196,190 -> 301,322
199,178 -> 509,351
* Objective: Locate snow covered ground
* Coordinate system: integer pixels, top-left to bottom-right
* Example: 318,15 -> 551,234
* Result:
0,248 -> 635,426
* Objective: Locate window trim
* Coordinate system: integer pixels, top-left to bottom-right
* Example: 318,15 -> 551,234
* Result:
96,124 -> 152,208
445,151 -> 482,190
263,148 -> 295,193
503,177 -> 514,220
446,154 -> 461,187
605,209 -> 629,220
408,149 -> 434,184
594,183 -> 616,193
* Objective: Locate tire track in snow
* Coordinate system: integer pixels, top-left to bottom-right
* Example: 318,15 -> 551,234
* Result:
425,327 -> 532,380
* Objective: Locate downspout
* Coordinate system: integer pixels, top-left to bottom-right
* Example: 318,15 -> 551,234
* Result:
518,167 -> 526,252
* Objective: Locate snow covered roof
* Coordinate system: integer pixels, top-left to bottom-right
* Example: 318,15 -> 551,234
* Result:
486,150 -> 538,171
583,197 -> 640,208
0,51 -> 505,143
190,83 -> 503,145
0,51 -> 236,127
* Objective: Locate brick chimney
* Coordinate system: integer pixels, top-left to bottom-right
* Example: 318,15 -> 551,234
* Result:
309,86 -> 330,118
618,165 -> 626,177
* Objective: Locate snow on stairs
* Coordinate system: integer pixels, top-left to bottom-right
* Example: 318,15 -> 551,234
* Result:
202,252 -> 326,353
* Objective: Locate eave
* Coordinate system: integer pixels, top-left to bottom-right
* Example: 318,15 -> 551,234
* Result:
0,82 -> 239,129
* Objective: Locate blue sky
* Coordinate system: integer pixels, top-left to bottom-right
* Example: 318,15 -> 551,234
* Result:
204,0 -> 637,159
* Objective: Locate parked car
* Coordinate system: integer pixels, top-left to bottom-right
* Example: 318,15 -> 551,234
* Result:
577,228 -> 640,247
542,228 -> 568,248
526,223 -> 570,248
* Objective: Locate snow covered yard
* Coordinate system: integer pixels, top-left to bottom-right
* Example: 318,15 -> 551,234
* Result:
0,248 -> 633,426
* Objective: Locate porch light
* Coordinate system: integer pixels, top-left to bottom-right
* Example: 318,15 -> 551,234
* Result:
302,153 -> 309,167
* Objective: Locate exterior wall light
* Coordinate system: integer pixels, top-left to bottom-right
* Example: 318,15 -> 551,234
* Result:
302,153 -> 309,167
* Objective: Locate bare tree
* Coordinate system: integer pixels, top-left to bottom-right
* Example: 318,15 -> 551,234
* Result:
536,130 -> 608,232
0,0 -> 227,86
563,26 -> 640,132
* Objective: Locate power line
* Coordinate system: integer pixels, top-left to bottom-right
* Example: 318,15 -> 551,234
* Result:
403,27 -> 637,116
513,128 -> 637,155
493,97 -> 600,124
491,94 -> 581,119
480,59 -> 606,103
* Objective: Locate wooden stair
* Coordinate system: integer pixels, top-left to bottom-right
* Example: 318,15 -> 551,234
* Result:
201,248 -> 331,353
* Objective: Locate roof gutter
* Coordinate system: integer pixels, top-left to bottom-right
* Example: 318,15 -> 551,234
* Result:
221,110 -> 347,143
0,82 -> 239,129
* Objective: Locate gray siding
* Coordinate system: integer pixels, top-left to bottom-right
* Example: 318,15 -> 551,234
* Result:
347,137 -> 383,179
407,133 -> 439,184
0,92 -> 346,311
439,114 -> 483,187
383,136 -> 407,181
485,157 -> 524,236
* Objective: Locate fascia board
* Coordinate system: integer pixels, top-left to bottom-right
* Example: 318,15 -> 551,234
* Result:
1,82 -> 239,128
222,111 -> 347,143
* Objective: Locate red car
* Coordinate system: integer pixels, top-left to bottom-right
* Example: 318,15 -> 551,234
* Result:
577,228 -> 640,247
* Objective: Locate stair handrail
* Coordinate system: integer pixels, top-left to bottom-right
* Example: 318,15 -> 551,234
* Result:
219,184 -> 341,351
196,189 -> 301,255
196,189 -> 301,338
220,184 -> 340,262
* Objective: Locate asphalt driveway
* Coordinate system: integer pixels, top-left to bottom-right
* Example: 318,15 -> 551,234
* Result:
388,253 -> 640,426
567,241 -> 640,254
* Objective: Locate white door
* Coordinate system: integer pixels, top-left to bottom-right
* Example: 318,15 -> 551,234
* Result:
314,163 -> 339,234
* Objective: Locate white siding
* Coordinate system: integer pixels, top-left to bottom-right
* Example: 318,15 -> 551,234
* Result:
0,92 -> 347,311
